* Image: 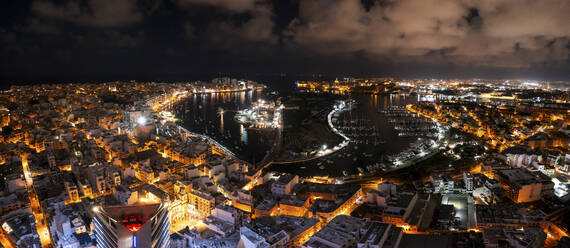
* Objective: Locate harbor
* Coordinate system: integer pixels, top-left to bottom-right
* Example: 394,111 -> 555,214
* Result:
268,93 -> 432,177
171,89 -> 276,164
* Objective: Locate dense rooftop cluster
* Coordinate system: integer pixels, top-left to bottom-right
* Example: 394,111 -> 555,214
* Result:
1,78 -> 569,248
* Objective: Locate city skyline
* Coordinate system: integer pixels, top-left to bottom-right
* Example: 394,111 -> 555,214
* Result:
1,1 -> 570,248
1,78 -> 569,248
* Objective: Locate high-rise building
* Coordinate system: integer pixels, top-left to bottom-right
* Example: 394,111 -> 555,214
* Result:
92,203 -> 170,248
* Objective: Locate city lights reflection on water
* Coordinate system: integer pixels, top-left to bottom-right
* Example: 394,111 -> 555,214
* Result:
174,90 -> 270,163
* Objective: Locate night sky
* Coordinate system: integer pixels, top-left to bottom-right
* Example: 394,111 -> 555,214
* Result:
1,0 -> 570,86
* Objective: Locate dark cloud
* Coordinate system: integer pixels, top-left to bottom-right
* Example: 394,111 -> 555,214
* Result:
174,0 -> 257,13
285,0 -> 570,69
19,17 -> 60,34
464,8 -> 482,29
183,22 -> 195,40
30,0 -> 155,28
73,30 -> 146,49
1,0 -> 569,84
177,0 -> 277,44
426,46 -> 457,57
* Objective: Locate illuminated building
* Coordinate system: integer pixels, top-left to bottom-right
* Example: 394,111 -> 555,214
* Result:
113,185 -> 139,206
88,165 -> 107,194
78,180 -> 93,198
482,227 -> 546,248
92,203 -> 170,248
499,145 -> 542,168
475,205 -> 527,229
204,207 -> 242,237
296,183 -> 362,221
135,165 -> 158,184
212,205 -> 240,225
238,226 -> 277,248
243,215 -> 319,247
270,173 -> 299,195
303,215 -> 363,248
533,171 -> 554,197
553,176 -> 570,198
375,192 -> 416,226
430,174 -> 454,194
463,172 -> 474,192
480,158 -> 509,178
188,188 -> 215,218
134,118 -> 156,141
358,221 -> 402,248
232,189 -> 253,212
65,181 -> 79,203
278,195 -> 310,217
365,190 -> 389,207
183,165 -> 201,179
253,199 -> 278,218
495,169 -> 542,203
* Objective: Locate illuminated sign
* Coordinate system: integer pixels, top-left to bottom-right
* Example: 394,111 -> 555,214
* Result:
118,214 -> 148,233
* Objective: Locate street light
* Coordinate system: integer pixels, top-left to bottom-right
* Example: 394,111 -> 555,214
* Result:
137,116 -> 147,125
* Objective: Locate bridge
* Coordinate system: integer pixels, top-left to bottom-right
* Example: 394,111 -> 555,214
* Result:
178,126 -> 237,157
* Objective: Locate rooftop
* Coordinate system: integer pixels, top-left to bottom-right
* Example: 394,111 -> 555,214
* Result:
398,234 -> 450,248
274,173 -> 297,185
359,221 -> 390,245
279,195 -> 308,207
495,168 -> 539,186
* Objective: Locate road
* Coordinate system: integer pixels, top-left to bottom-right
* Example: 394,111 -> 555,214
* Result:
258,103 -> 351,166
21,154 -> 53,248
0,225 -> 16,248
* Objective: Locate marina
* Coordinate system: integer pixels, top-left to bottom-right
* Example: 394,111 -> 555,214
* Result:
269,93 -> 429,177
